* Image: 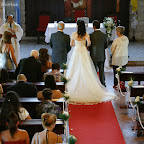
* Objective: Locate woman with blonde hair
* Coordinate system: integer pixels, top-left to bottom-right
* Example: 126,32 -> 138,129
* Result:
0,31 -> 17,69
31,113 -> 63,144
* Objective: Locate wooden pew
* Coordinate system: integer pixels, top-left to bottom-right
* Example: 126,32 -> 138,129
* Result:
136,102 -> 144,137
0,119 -> 64,140
120,71 -> 144,85
1,82 -> 65,93
130,86 -> 144,97
0,97 -> 65,118
7,69 -> 64,80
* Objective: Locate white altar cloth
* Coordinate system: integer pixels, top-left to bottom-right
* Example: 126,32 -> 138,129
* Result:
45,23 -> 117,43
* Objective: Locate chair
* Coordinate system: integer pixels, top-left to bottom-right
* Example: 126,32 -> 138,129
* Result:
74,9 -> 86,22
108,15 -> 117,26
36,15 -> 50,43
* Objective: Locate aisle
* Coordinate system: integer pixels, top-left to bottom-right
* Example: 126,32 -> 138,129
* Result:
69,102 -> 125,144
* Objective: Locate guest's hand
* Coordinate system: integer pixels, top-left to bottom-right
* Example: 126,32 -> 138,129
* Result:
8,28 -> 15,34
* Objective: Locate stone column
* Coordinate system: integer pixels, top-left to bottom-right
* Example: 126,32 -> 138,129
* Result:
0,0 -> 5,25
129,0 -> 144,40
20,0 -> 26,37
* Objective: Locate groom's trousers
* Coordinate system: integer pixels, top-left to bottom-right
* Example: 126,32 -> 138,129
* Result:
93,61 -> 106,87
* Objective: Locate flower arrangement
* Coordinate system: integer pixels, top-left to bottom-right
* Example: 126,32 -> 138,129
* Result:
60,76 -> 70,84
128,79 -> 133,87
103,17 -> 115,38
68,135 -> 77,144
116,67 -> 125,75
62,63 -> 68,70
134,96 -> 141,106
59,111 -> 70,121
63,92 -> 70,101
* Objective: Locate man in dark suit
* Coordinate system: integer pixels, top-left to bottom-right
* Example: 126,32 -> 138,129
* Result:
7,74 -> 37,97
89,20 -> 108,87
15,50 -> 42,82
50,21 -> 71,67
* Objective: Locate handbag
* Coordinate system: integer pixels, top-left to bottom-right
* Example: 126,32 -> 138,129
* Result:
0,45 -> 14,70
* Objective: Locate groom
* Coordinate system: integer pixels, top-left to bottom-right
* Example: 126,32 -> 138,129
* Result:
89,20 -> 108,87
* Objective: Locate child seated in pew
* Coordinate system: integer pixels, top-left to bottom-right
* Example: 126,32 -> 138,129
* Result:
37,75 -> 63,100
43,63 -> 64,82
0,91 -> 31,120
0,111 -> 30,144
31,113 -> 63,144
36,88 -> 61,118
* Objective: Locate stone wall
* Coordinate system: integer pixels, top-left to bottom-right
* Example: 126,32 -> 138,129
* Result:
129,0 -> 144,40
5,0 -> 16,20
20,0 -> 25,37
0,0 -> 5,25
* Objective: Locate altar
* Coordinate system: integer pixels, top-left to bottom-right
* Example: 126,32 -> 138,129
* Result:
45,23 -> 117,43
45,23 -> 117,71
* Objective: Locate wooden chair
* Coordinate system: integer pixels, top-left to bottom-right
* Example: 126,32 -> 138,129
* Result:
0,97 -> 65,119
74,9 -> 86,22
0,119 -> 64,140
36,15 -> 50,43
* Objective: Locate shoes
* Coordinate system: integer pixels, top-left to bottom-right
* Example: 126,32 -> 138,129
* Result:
113,86 -> 117,90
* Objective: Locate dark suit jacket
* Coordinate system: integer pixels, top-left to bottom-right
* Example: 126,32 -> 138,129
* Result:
89,30 -> 108,62
15,56 -> 42,82
7,81 -> 37,97
50,31 -> 71,67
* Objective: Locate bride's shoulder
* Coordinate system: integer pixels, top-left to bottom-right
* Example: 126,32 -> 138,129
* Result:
71,32 -> 77,39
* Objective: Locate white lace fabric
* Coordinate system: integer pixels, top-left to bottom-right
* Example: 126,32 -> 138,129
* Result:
66,32 -> 117,104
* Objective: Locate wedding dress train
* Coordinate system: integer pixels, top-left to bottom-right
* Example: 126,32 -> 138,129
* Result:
66,32 -> 116,104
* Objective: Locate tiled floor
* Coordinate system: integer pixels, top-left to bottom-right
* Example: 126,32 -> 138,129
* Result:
20,40 -> 144,144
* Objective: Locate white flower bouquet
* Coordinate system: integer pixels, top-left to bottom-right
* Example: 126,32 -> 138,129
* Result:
60,76 -> 70,84
128,79 -> 133,87
63,92 -> 70,101
134,96 -> 142,106
116,67 -> 125,75
68,135 -> 77,144
59,111 -> 70,121
103,17 -> 115,38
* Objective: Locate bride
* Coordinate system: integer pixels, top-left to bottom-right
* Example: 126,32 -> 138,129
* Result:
66,20 -> 116,104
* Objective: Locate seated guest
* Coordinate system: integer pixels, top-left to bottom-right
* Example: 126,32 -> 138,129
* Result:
37,75 -> 63,99
0,84 -> 3,97
0,31 -> 17,69
36,88 -> 61,118
43,63 -> 64,82
31,113 -> 63,144
0,68 -> 9,83
0,111 -> 30,144
0,91 -> 31,120
7,74 -> 37,97
15,50 -> 42,82
111,26 -> 129,89
38,48 -> 52,73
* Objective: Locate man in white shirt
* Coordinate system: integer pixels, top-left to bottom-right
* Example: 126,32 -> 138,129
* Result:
0,14 -> 23,63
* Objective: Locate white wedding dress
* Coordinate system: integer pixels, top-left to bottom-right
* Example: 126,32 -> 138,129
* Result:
66,32 -> 116,104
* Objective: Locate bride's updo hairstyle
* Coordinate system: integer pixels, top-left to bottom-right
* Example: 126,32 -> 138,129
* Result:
41,113 -> 57,128
77,20 -> 86,38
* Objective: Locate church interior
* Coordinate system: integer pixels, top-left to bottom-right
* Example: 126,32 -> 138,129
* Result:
0,0 -> 144,144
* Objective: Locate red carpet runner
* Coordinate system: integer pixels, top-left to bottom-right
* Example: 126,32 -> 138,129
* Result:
69,102 -> 125,144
